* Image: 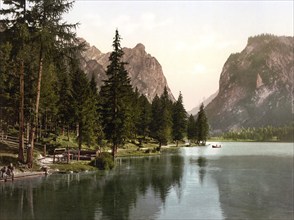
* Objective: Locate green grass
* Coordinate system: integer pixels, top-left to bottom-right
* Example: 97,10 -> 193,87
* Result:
49,161 -> 98,173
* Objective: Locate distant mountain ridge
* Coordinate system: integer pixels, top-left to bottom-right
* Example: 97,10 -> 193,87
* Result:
188,91 -> 218,115
79,38 -> 175,102
205,34 -> 294,133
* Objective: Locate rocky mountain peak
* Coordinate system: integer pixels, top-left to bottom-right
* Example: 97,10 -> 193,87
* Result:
79,39 -> 175,102
205,34 -> 294,133
134,43 -> 145,51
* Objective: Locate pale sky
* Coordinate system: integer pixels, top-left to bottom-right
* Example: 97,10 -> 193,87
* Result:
65,0 -> 293,111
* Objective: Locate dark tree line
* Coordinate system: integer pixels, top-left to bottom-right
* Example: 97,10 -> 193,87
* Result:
0,0 -> 80,166
0,1 -> 210,164
222,125 -> 294,142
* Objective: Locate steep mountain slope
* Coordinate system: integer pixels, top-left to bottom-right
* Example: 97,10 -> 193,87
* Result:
79,38 -> 175,102
205,35 -> 294,133
188,91 -> 218,115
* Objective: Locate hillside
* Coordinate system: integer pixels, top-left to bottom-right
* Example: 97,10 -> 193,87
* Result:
205,34 -> 294,133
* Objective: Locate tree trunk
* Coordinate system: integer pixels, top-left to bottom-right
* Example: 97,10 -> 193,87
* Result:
76,123 -> 79,137
18,60 -> 25,163
67,125 -> 69,141
78,123 -> 82,161
112,144 -> 117,160
26,122 -> 30,143
27,49 -> 43,167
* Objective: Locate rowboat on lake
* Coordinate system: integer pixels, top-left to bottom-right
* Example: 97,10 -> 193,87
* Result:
212,144 -> 221,148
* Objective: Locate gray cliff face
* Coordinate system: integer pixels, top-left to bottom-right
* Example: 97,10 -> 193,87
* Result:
205,35 -> 294,133
79,38 -> 175,102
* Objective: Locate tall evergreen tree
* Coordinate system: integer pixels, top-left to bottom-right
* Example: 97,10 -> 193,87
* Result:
172,92 -> 187,147
137,94 -> 151,140
39,62 -> 59,137
26,0 -> 78,167
187,114 -> 197,144
57,68 -> 73,138
0,0 -> 32,162
71,67 -> 97,157
100,29 -> 133,158
150,87 -> 173,149
150,94 -> 161,141
89,74 -> 104,148
1,1 -> 79,165
195,103 -> 209,145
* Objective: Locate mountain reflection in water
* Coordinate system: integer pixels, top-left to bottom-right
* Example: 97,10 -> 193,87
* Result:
0,142 -> 293,220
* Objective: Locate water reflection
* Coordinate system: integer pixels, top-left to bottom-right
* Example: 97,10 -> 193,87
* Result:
0,153 -> 184,220
197,157 -> 207,185
96,154 -> 184,220
190,156 -> 208,185
0,143 -> 293,220
212,156 -> 294,219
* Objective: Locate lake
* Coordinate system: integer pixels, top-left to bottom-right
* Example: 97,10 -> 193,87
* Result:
1,142 -> 293,220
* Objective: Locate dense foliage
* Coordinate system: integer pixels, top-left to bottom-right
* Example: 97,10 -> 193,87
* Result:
99,30 -> 134,157
222,125 -> 294,142
0,1 -> 191,163
187,103 -> 209,145
90,152 -> 115,170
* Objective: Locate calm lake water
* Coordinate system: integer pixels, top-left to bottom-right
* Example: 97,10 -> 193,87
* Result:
1,142 -> 293,220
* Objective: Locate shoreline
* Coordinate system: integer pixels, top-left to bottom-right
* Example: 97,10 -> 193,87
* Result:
0,171 -> 45,182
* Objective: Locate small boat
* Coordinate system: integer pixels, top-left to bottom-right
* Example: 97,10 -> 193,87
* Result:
212,144 -> 221,148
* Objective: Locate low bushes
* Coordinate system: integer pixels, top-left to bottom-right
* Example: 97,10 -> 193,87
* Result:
90,152 -> 115,170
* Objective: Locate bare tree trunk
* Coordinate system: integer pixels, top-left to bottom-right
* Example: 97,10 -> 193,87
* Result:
112,144 -> 117,160
18,60 -> 25,163
26,122 -> 30,144
78,123 -> 81,161
27,49 -> 43,167
67,125 -> 69,141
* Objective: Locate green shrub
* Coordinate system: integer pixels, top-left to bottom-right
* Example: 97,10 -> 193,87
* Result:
90,152 -> 115,170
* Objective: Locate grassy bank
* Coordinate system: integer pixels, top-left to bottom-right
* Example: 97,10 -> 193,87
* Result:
1,138 -> 184,173
49,161 -> 97,173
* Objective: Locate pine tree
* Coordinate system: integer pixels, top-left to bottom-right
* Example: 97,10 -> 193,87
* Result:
172,92 -> 187,147
150,95 -> 161,141
39,63 -> 59,138
130,88 -> 141,139
195,103 -> 209,145
150,87 -> 173,149
0,0 -> 31,163
71,67 -> 98,157
137,94 -> 151,140
100,29 -> 133,158
26,0 -> 78,167
158,87 -> 173,147
89,74 -> 104,148
57,68 -> 73,138
187,114 -> 197,144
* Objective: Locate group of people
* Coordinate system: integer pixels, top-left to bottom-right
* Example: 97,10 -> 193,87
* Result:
0,163 -> 14,181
